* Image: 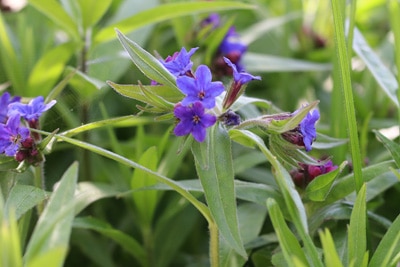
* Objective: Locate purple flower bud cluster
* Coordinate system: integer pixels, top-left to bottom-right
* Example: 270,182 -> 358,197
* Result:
290,159 -> 338,188
282,109 -> 320,152
0,93 -> 56,164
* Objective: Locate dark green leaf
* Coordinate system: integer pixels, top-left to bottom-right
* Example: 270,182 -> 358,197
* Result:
374,130 -> 400,168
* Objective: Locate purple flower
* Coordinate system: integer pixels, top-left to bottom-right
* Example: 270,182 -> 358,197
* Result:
8,96 -> 56,123
173,102 -> 216,142
300,110 -> 320,152
177,65 -> 224,109
0,92 -> 21,123
224,57 -> 261,85
161,47 -> 199,77
0,114 -> 30,157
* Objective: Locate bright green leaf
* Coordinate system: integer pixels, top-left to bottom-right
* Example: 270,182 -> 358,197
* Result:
374,130 -> 400,168
192,124 -> 247,258
266,198 -> 308,267
115,30 -> 178,89
305,161 -> 347,202
28,0 -> 80,40
131,146 -> 159,226
348,183 -> 367,267
77,0 -> 112,30
352,27 -> 399,107
319,229 -> 344,267
95,1 -> 255,43
27,42 -> 75,97
24,162 -> 78,266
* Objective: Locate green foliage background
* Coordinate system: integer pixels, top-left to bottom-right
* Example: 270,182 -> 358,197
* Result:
0,0 -> 400,266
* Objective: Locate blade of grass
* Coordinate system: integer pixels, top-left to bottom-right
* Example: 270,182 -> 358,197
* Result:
331,0 -> 363,193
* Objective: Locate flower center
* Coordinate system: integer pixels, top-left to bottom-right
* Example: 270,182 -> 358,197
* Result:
198,91 -> 205,100
192,115 -> 200,124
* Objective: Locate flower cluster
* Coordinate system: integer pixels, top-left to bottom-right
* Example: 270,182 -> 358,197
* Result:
159,44 -> 261,142
0,93 -> 56,164
290,159 -> 338,188
282,109 -> 320,151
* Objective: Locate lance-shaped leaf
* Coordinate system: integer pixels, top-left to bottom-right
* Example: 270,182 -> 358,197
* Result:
116,30 -> 178,89
305,161 -> 347,202
24,162 -> 78,266
352,27 -> 399,107
374,130 -> 400,168
96,1 -> 255,43
192,124 -> 246,258
267,198 -> 308,267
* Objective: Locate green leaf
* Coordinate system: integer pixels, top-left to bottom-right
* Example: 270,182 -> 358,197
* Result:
77,0 -> 112,30
348,183 -> 367,267
370,213 -> 400,267
229,129 -> 323,267
0,208 -> 22,267
66,67 -> 106,99
60,115 -> 153,138
266,198 -> 308,267
305,161 -> 347,202
325,160 -> 397,204
24,162 -> 78,266
4,185 -> 47,220
352,27 -> 399,107
28,0 -> 80,40
131,146 -> 159,226
240,12 -> 302,45
73,216 -> 146,266
115,30 -> 178,89
0,13 -> 25,94
374,130 -> 400,168
73,182 -> 121,215
313,133 -> 348,150
192,124 -> 246,258
95,1 -> 255,43
26,247 -> 68,267
243,52 -> 331,72
26,42 -> 75,97
319,229 -> 344,267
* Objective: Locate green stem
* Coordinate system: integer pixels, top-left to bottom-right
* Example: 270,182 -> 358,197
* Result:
331,0 -> 363,193
209,221 -> 219,267
33,163 -> 46,214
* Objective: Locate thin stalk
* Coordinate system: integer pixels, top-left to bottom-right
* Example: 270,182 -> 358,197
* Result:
33,163 -> 46,214
209,221 -> 219,267
34,129 -> 213,223
388,0 -> 400,141
346,0 -> 357,58
331,0 -> 363,193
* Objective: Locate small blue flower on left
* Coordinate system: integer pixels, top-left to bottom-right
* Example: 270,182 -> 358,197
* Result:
0,92 -> 56,164
173,102 -> 216,142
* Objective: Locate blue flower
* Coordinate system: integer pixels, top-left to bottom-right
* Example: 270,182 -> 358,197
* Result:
161,47 -> 199,77
177,65 -> 224,109
300,109 -> 320,151
0,114 -> 30,157
220,27 -> 247,56
0,92 -> 20,123
173,102 -> 216,142
224,57 -> 261,85
8,96 -> 56,123
200,13 -> 221,29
